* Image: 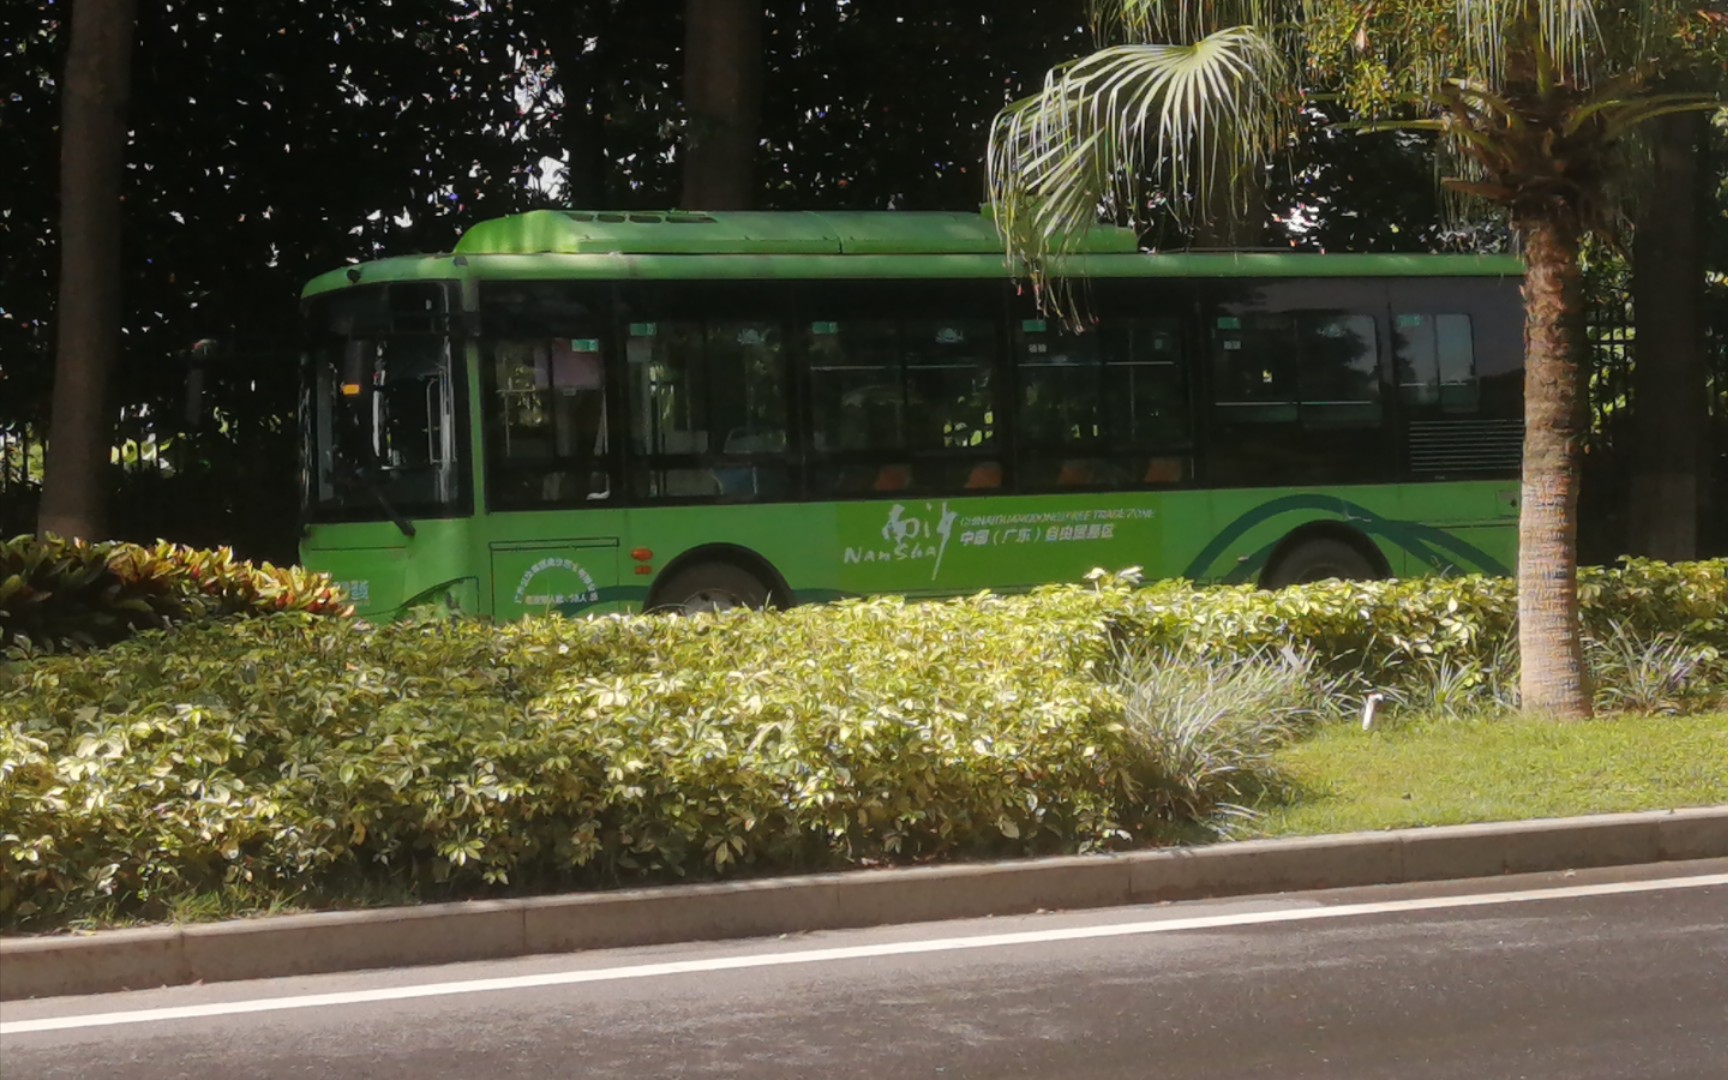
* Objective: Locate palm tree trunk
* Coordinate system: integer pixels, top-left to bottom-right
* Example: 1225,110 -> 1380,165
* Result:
680,0 -> 762,210
1628,112 -> 1707,561
38,0 -> 138,541
1514,210 -> 1591,719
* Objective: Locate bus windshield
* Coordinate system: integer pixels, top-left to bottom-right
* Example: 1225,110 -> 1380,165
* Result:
302,283 -> 465,526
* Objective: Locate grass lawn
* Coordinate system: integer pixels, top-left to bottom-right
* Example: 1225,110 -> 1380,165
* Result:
1255,711 -> 1728,837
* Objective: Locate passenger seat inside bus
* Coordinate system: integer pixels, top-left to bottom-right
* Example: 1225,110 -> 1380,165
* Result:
873,464 -> 912,492
964,461 -> 1002,490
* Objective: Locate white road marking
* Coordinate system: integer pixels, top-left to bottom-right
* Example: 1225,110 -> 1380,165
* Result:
4,872 -> 1724,1036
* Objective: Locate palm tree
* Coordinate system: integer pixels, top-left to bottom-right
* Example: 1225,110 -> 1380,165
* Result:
988,1 -> 1726,719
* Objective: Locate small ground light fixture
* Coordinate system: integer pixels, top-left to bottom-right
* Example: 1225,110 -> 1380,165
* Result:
1361,692 -> 1386,731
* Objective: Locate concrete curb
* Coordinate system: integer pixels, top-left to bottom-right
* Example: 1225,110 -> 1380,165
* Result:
5,806 -> 1725,1002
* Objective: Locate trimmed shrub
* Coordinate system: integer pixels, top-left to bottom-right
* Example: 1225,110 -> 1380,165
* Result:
0,535 -> 350,659
0,590 -> 1157,929
1108,558 -> 1728,707
0,557 -> 1723,931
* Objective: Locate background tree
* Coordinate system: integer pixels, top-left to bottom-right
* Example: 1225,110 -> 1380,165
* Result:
987,0 -> 1726,718
1624,18 -> 1728,561
1629,112 -> 1710,561
3,1 -> 1720,573
37,0 -> 138,541
3,0 -> 584,555
681,0 -> 764,209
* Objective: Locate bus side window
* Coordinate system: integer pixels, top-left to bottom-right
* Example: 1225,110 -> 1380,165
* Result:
1103,316 -> 1191,484
803,281 -> 1002,497
1212,311 -> 1380,426
806,319 -> 908,494
1212,313 -> 1300,424
1014,317 -> 1103,488
1013,305 -> 1191,490
1208,287 -> 1390,485
1296,313 -> 1382,428
1395,313 -> 1481,414
479,283 -> 613,510
625,313 -> 793,501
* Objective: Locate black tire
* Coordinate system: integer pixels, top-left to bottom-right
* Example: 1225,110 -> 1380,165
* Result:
1263,537 -> 1380,588
652,561 -> 773,613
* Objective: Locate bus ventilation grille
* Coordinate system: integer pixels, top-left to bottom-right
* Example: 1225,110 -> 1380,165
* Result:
1408,419 -> 1523,474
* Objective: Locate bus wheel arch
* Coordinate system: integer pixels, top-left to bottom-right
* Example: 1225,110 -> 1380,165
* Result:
1259,523 -> 1391,589
646,545 -> 793,613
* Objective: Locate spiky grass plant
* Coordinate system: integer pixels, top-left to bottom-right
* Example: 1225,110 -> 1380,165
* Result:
1113,645 -> 1334,833
1587,622 -> 1723,715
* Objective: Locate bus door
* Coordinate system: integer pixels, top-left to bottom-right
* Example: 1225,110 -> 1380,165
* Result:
476,282 -> 627,615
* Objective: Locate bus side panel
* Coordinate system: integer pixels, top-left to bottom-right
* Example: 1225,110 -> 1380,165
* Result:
474,508 -> 631,617
1161,482 -> 1518,585
301,518 -> 481,617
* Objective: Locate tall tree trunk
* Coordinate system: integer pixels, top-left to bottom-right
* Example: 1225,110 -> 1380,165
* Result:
680,0 -> 761,210
38,0 -> 138,541
1514,211 -> 1591,719
1193,162 -> 1266,248
544,9 -> 613,208
1628,112 -> 1707,561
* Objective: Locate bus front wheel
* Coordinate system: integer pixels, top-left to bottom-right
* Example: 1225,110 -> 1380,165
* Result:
1263,537 -> 1380,589
653,562 -> 773,614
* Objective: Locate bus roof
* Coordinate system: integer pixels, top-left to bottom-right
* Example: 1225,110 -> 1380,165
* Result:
451,209 -> 1140,257
301,210 -> 1524,299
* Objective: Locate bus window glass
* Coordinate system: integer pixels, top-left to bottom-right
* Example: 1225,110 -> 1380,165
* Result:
904,320 -> 995,453
1207,284 -> 1392,485
1011,292 -> 1192,489
626,317 -> 793,500
488,339 -> 610,506
706,322 -> 789,455
1016,318 -> 1101,450
1435,314 -> 1480,411
1296,314 -> 1381,427
303,283 -> 466,523
1015,319 -> 1113,488
1395,313 -> 1481,413
1213,314 -> 1298,422
1103,318 -> 1189,448
807,321 -> 902,454
805,309 -> 999,496
627,322 -> 706,456
479,283 -> 613,509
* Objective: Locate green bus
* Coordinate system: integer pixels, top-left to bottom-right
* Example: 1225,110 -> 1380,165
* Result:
298,209 -> 1524,618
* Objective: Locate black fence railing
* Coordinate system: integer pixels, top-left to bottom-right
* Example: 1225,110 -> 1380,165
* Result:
1,344 -> 302,562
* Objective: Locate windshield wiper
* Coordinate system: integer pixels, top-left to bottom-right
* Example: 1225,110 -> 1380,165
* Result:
339,464 -> 417,538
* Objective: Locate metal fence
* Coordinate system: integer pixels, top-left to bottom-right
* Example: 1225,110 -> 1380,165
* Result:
3,307 -> 1721,558
0,344 -> 301,559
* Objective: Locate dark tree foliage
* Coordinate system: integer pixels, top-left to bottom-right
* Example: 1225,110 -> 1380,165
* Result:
1267,105 -> 1505,255
754,3 -> 1091,211
3,0 -> 569,555
0,2 -> 66,433
3,0 -> 1520,559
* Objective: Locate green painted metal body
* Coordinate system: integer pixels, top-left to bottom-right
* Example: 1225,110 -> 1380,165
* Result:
301,210 -> 1523,619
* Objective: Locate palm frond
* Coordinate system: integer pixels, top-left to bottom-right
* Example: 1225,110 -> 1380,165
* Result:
1099,0 -> 1302,45
1454,0 -> 1602,89
987,27 -> 1294,309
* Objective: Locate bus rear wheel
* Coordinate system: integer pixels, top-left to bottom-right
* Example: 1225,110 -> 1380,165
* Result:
1263,537 -> 1380,589
653,562 -> 773,614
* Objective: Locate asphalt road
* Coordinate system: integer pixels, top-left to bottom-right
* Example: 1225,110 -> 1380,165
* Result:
4,860 -> 1725,1080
